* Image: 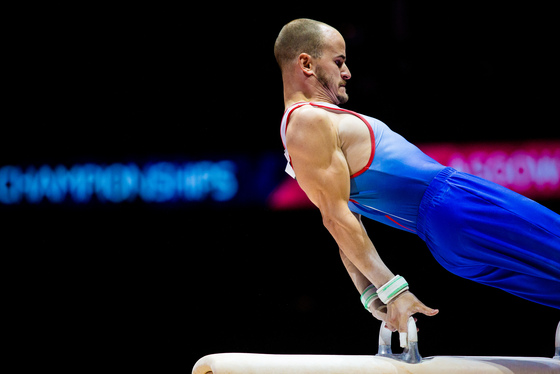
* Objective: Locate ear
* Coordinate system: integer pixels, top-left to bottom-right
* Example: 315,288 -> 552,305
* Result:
297,53 -> 315,77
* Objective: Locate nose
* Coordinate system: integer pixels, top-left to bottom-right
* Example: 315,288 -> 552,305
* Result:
342,66 -> 351,80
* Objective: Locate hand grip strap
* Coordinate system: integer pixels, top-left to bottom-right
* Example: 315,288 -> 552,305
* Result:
377,275 -> 409,304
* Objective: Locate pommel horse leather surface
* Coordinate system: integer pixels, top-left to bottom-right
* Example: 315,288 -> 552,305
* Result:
192,353 -> 560,374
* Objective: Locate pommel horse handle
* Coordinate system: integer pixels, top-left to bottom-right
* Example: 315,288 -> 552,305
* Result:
377,317 -> 422,364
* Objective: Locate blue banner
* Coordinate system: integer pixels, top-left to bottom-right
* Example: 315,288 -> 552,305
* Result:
0,154 -> 286,207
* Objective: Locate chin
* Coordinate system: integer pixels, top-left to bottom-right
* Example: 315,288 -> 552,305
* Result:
336,87 -> 349,104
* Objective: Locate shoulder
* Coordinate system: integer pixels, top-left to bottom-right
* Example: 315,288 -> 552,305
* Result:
286,105 -> 335,140
290,104 -> 330,123
285,106 -> 339,159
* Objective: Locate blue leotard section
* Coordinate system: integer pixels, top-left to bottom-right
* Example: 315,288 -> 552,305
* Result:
347,113 -> 445,233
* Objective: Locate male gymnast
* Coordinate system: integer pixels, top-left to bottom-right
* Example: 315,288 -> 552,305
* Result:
275,18 -> 560,345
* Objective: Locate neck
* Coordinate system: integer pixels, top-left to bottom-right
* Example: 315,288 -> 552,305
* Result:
282,74 -> 338,109
283,92 -> 310,109
283,92 -> 338,110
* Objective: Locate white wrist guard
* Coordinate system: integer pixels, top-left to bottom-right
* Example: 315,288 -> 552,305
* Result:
377,275 -> 409,304
360,284 -> 379,310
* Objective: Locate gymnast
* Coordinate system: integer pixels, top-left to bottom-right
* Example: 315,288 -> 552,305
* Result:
275,18 -> 560,345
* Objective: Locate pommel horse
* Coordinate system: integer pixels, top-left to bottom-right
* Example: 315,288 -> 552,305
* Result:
193,319 -> 560,374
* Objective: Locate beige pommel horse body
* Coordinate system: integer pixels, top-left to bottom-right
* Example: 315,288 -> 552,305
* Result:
192,319 -> 560,374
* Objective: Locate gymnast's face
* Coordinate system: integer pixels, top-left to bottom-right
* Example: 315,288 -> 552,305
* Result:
313,29 -> 351,105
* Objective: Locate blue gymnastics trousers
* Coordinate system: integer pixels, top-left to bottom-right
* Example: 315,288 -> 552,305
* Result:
417,168 -> 560,309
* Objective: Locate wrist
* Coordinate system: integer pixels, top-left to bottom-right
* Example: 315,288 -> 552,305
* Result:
360,284 -> 386,314
360,284 -> 378,310
377,275 -> 409,304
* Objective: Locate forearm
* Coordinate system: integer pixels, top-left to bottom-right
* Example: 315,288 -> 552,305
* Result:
339,248 -> 371,293
322,207 -> 394,288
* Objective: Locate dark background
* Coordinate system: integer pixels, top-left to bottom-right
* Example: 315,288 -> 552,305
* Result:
5,2 -> 559,372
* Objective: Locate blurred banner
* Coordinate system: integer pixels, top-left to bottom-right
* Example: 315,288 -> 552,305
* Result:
420,140 -> 560,200
0,155 -> 285,207
1,141 -> 558,208
0,161 -> 237,204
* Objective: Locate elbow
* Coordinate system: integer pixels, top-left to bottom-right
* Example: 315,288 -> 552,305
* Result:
320,205 -> 362,242
322,216 -> 334,233
322,214 -> 336,231
321,210 -> 344,234
316,198 -> 356,235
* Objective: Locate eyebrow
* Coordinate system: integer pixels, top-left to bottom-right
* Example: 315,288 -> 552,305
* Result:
336,54 -> 346,60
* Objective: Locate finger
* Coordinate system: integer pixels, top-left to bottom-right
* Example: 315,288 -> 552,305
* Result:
399,331 -> 408,348
413,317 -> 419,332
398,315 -> 410,348
384,322 -> 397,332
416,302 -> 439,316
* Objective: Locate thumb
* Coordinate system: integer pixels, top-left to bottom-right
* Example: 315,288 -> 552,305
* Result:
416,301 -> 439,316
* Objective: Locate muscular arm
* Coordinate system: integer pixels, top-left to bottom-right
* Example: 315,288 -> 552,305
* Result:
286,107 -> 438,335
286,108 -> 394,288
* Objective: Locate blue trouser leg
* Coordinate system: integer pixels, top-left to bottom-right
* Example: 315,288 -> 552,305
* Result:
418,168 -> 560,309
